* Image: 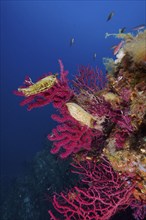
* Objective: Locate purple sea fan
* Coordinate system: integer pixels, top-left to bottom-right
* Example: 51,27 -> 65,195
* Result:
72,65 -> 107,94
48,106 -> 102,158
48,157 -> 135,220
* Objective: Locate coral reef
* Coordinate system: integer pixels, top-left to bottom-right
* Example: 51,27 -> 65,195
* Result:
15,30 -> 146,219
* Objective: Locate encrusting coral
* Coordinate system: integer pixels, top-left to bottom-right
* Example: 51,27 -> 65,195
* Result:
15,30 -> 146,219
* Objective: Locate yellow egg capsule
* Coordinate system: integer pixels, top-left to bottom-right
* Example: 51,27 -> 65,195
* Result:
66,102 -> 96,128
18,74 -> 58,97
66,102 -> 104,131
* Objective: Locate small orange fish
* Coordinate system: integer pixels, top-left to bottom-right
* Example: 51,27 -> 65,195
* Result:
132,24 -> 145,31
113,41 -> 124,55
111,45 -> 117,50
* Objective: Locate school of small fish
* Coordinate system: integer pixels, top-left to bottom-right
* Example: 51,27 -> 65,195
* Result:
69,11 -> 145,59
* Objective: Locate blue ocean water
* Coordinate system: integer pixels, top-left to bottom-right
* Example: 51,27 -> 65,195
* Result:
0,1 -> 145,219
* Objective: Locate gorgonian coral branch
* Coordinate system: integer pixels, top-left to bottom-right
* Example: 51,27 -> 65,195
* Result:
49,157 -> 135,219
48,107 -> 102,158
72,65 -> 107,94
130,199 -> 146,220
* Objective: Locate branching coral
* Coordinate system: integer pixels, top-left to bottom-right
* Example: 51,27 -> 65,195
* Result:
72,65 -> 107,93
49,157 -> 135,220
48,108 -> 102,158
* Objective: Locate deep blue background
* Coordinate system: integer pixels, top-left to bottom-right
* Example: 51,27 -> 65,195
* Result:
1,0 -> 145,182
